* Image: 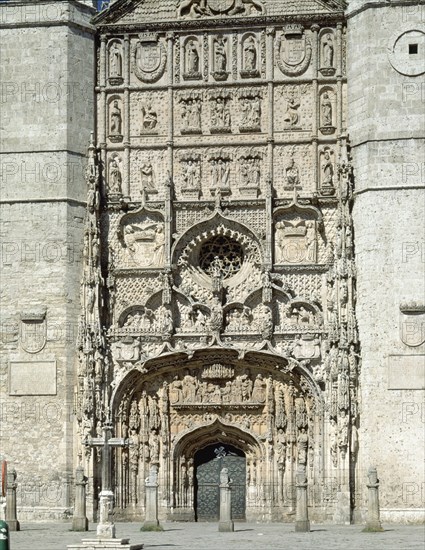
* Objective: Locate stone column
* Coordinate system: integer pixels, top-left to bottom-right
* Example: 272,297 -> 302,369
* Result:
142,467 -> 160,529
5,469 -> 19,532
72,466 -> 88,532
218,468 -> 234,533
294,468 -> 310,533
364,467 -> 383,532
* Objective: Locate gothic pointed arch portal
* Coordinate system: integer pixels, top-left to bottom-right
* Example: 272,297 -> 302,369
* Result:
109,348 -> 326,522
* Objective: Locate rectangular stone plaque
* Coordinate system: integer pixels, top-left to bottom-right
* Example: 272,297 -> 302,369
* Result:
388,355 -> 425,390
9,360 -> 57,396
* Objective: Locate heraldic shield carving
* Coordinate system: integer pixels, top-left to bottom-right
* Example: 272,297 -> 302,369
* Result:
400,302 -> 425,347
132,33 -> 167,83
20,310 -> 47,354
276,24 -> 312,77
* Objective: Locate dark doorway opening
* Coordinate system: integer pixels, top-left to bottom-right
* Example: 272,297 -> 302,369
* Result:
194,443 -> 246,521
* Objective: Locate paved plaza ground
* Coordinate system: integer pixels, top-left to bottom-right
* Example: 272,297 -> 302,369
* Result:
8,521 -> 425,550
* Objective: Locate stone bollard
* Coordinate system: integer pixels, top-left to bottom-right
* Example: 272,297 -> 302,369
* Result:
142,467 -> 161,530
218,468 -> 234,532
295,468 -> 310,532
72,465 -> 89,532
5,469 -> 19,532
363,466 -> 383,532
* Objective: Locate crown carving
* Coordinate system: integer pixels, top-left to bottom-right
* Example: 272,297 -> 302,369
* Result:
138,32 -> 158,43
399,301 -> 425,313
283,24 -> 304,37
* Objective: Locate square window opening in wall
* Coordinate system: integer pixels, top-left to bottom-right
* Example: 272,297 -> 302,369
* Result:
408,43 -> 418,55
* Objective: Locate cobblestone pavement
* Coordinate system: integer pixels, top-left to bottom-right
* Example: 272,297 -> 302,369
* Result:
8,521 -> 425,550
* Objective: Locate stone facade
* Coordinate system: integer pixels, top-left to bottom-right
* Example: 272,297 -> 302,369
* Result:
0,0 -> 423,526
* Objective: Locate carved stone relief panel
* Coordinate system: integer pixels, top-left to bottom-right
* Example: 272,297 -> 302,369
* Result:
177,151 -> 202,200
276,144 -> 313,194
118,210 -> 166,269
209,88 -> 232,133
130,33 -> 167,85
114,275 -> 161,321
208,149 -> 232,196
177,90 -> 203,135
129,149 -> 166,199
274,84 -> 313,134
275,24 -> 312,78
177,0 -> 265,19
274,208 -> 322,266
130,91 -> 167,138
237,87 -> 263,133
236,146 -> 264,199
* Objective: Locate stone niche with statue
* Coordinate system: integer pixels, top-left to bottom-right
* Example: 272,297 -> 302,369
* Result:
77,0 -> 358,526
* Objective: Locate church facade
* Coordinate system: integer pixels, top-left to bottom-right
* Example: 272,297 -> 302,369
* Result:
1,0 -> 424,525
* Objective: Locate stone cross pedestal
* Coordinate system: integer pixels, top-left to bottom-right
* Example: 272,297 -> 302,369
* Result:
364,466 -> 383,532
72,465 -> 89,531
5,468 -> 20,532
295,468 -> 310,532
218,468 -> 234,532
67,423 -> 144,549
142,467 -> 160,529
84,422 -> 128,538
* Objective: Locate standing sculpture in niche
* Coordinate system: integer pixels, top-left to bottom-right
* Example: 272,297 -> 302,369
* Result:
109,100 -> 123,142
321,149 -> 335,195
109,158 -> 122,195
141,102 -> 158,132
212,36 -> 229,80
241,36 -> 260,78
322,34 -> 334,68
180,96 -> 202,134
185,39 -> 200,77
239,93 -> 261,131
109,42 -> 123,83
320,92 -> 335,134
140,159 -> 156,192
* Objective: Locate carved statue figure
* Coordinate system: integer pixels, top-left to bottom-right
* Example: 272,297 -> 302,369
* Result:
140,160 -> 155,190
141,103 -> 158,130
321,93 -> 333,126
285,157 -> 300,187
322,34 -> 334,68
152,225 -> 165,266
305,221 -> 317,262
297,427 -> 308,465
251,374 -> 266,402
109,42 -> 122,77
243,36 -> 257,70
186,39 -> 200,73
283,93 -> 300,126
183,159 -> 201,189
276,428 -> 287,464
189,99 -> 201,128
110,100 -> 122,135
109,159 -> 122,194
329,417 -> 338,466
322,151 -> 334,185
214,36 -> 227,72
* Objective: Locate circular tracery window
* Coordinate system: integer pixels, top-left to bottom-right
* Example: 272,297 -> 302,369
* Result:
199,236 -> 244,278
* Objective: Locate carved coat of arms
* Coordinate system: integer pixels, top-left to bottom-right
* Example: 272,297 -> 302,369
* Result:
399,302 -> 425,347
276,25 -> 312,76
20,310 -> 47,354
132,33 -> 167,83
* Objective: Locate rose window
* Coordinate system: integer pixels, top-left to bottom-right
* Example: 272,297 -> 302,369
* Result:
199,236 -> 244,278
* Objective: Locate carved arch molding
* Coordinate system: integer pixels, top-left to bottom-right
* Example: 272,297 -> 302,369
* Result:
111,348 -> 322,518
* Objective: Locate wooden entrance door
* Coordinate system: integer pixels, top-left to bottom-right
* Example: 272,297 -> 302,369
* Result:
194,443 -> 246,521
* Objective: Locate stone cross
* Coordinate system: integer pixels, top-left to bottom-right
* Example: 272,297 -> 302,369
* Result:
84,422 -> 128,538
295,468 -> 310,532
364,466 -> 383,532
5,468 -> 19,532
218,468 -> 234,532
